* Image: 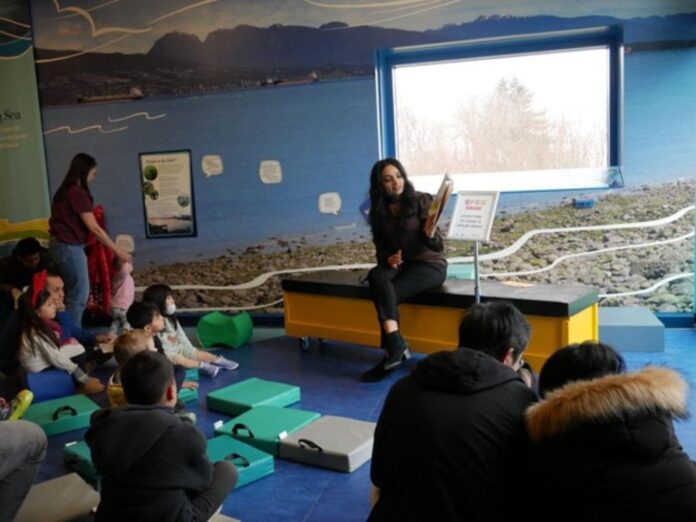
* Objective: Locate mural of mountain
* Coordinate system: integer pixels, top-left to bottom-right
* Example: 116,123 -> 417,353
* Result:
35,13 -> 696,105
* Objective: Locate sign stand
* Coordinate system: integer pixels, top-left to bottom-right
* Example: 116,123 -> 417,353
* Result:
473,241 -> 481,303
446,191 -> 500,304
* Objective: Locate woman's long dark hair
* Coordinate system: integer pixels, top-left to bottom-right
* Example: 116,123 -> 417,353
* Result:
368,158 -> 417,242
54,153 -> 96,203
142,283 -> 178,327
16,290 -> 60,354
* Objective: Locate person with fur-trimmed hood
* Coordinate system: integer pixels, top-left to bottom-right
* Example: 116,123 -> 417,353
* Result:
526,341 -> 696,522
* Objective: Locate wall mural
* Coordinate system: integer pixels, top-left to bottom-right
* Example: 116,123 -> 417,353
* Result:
22,0 -> 696,313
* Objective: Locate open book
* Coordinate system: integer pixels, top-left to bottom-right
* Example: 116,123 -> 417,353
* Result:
424,174 -> 454,238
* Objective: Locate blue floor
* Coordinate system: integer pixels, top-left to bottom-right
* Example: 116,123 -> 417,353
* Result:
35,328 -> 696,522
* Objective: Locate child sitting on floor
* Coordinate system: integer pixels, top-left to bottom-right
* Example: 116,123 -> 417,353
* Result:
125,301 -> 199,391
143,284 -> 238,377
107,330 -> 156,406
17,287 -> 103,395
86,351 -> 237,521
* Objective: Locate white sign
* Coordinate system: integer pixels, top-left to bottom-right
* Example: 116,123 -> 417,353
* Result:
201,155 -> 223,177
447,191 -> 499,242
318,192 -> 342,215
259,160 -> 283,184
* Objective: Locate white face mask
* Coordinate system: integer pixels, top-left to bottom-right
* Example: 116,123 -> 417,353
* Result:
165,303 -> 176,316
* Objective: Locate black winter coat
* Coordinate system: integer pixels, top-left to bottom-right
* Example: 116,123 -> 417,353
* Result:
369,348 -> 537,522
86,404 -> 213,522
525,366 -> 696,522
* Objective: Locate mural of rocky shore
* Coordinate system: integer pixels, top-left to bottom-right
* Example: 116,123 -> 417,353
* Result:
134,179 -> 694,313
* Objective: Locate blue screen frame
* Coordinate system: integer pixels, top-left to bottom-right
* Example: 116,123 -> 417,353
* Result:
375,26 -> 624,192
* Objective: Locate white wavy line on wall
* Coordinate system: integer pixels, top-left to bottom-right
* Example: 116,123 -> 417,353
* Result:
310,0 -> 463,27
38,1 -> 218,63
178,298 -> 285,313
305,0 -> 427,9
107,112 -> 167,123
147,0 -> 219,25
481,232 -> 694,279
53,0 -> 120,21
50,0 -> 151,36
599,273 -> 694,299
35,34 -> 130,63
447,204 -> 695,265
0,46 -> 32,60
134,263 -> 375,292
0,17 -> 30,28
43,124 -> 128,135
0,29 -> 31,40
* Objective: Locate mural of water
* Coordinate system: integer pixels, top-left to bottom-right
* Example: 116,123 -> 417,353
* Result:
41,49 -> 696,265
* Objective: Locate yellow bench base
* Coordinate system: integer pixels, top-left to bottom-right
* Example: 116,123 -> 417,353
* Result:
284,292 -> 598,372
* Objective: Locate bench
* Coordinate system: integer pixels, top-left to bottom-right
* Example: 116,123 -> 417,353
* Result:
282,270 -> 599,372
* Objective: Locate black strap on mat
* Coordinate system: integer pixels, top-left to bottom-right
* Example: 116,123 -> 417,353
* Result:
52,405 -> 78,420
298,439 -> 323,452
224,452 -> 250,468
232,423 -> 255,438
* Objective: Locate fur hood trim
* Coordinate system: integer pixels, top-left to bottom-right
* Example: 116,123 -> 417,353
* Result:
526,366 -> 688,443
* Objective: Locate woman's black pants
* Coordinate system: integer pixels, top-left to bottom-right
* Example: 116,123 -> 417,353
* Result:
367,261 -> 447,325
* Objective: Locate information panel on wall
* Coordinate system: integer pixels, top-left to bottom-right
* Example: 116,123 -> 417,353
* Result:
139,150 -> 197,238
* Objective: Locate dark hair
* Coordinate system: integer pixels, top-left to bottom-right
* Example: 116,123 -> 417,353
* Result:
121,351 -> 174,405
142,284 -> 177,326
458,301 -> 531,361
12,238 -> 43,259
16,290 -> 60,354
126,301 -> 159,329
54,153 -> 96,203
538,341 -> 626,398
368,158 -> 417,245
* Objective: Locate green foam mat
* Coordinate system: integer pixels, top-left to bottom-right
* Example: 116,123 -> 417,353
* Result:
206,378 -> 300,416
63,440 -> 99,485
214,405 -> 321,456
23,394 -> 100,436
206,435 -> 274,488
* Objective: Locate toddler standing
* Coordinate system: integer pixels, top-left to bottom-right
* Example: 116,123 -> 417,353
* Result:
110,257 -> 134,335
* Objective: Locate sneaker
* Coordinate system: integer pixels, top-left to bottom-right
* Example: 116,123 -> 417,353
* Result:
199,361 -> 220,378
214,356 -> 239,371
177,411 -> 197,425
79,377 -> 105,395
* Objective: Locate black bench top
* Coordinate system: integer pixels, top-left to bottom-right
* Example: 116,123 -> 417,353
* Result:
282,270 -> 598,317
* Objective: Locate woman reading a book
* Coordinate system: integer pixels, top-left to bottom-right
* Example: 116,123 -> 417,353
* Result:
362,158 -> 447,382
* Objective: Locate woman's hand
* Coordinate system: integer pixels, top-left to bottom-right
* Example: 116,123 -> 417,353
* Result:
387,250 -> 403,269
115,247 -> 133,264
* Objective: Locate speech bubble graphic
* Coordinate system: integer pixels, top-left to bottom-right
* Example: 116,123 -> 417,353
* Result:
201,155 -> 223,177
318,192 -> 342,215
259,160 -> 282,184
115,234 -> 135,253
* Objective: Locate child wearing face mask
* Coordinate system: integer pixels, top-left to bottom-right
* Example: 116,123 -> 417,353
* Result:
110,256 -> 135,335
142,284 -> 238,377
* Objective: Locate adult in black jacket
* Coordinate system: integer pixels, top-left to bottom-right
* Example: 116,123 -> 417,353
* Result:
86,351 -> 237,521
369,301 -> 537,521
526,341 -> 696,522
363,158 -> 447,381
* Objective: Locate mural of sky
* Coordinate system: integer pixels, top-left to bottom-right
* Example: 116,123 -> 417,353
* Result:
29,0 -> 696,53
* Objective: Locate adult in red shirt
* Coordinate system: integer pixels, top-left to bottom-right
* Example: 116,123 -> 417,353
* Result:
48,153 -> 132,326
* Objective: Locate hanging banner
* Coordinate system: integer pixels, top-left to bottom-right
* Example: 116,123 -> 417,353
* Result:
0,3 -> 50,242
